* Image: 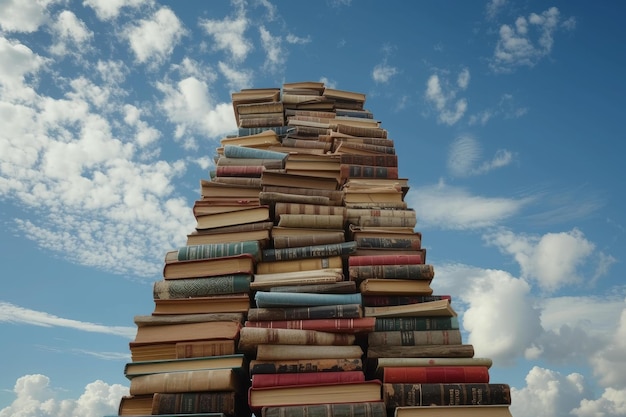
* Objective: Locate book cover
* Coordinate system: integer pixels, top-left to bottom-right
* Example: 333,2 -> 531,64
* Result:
254,291 -> 362,308
244,317 -> 376,334
368,329 -> 463,347
348,254 -> 425,267
177,240 -> 262,261
129,368 -> 240,395
262,241 -> 357,262
261,402 -> 387,417
152,293 -> 251,315
382,383 -> 511,407
256,255 -> 343,275
237,327 -> 356,352
250,358 -> 363,375
374,316 -> 460,332
163,254 -> 255,279
247,304 -> 362,321
382,366 -> 490,384
359,279 -> 433,296
130,321 -> 241,347
251,370 -> 365,388
349,264 -> 433,281
153,275 -> 252,299
124,354 -> 247,379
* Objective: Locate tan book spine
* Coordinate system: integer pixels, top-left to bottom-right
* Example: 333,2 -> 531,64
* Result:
175,340 -> 236,358
129,368 -> 237,395
277,214 -> 345,229
256,344 -> 364,360
238,327 -> 356,352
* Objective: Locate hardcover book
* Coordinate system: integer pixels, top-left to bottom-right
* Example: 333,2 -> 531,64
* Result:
262,402 -> 387,417
382,383 -> 512,407
254,291 -> 362,308
163,254 -> 256,279
249,358 -> 363,375
381,366 -> 490,384
393,405 -> 512,417
151,391 -> 247,416
247,304 -> 362,321
364,300 -> 456,318
129,368 -> 241,395
251,370 -> 365,388
244,317 -> 376,334
124,354 -> 248,379
237,327 -> 356,352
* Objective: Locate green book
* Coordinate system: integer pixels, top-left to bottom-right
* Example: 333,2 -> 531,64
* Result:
177,240 -> 261,261
153,274 -> 252,299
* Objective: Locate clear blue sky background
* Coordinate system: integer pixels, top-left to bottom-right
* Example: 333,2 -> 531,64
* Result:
1,1 -> 625,416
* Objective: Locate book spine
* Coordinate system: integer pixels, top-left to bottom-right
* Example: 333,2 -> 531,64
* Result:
367,344 -> 475,359
357,216 -> 417,227
274,202 -> 346,217
177,241 -> 261,261
129,369 -> 236,395
340,165 -> 399,179
374,317 -> 460,331
354,236 -> 421,250
151,391 -> 237,414
244,317 -> 376,333
223,144 -> 287,159
261,191 -> 331,206
382,383 -> 512,407
255,256 -> 344,275
340,154 -> 398,167
261,402 -> 387,417
277,214 -> 345,229
336,124 -> 387,138
175,340 -> 236,358
262,241 -> 357,262
251,370 -> 365,388
362,295 -> 451,306
368,330 -> 463,346
254,291 -> 362,308
238,126 -> 293,137
349,265 -> 434,281
250,358 -> 363,374
256,344 -> 363,360
238,327 -> 356,351
239,116 -> 285,127
383,366 -> 491,384
272,233 -> 346,249
153,275 -> 251,299
348,254 -> 424,266
247,304 -> 362,321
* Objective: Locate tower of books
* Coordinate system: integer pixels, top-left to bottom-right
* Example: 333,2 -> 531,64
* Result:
112,82 -> 513,417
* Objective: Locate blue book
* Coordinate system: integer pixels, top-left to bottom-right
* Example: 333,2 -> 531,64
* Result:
255,291 -> 362,307
223,144 -> 287,160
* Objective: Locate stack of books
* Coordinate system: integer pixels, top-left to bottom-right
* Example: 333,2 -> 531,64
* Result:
109,81 -> 512,417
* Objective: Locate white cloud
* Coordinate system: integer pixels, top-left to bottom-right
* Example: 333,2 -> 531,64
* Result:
0,301 -> 135,338
437,264 -> 543,364
407,180 -> 528,230
156,76 -> 237,143
286,33 -> 311,44
0,36 -> 47,100
218,61 -> 253,91
589,303 -> 626,388
490,7 -> 575,72
259,26 -> 286,73
82,0 -> 149,21
0,0 -> 56,33
424,71 -> 469,125
486,0 -> 507,20
572,387 -> 626,417
511,367 -> 592,417
484,228 -> 596,292
0,374 -> 128,417
199,13 -> 252,62
124,7 -> 186,65
49,10 -> 93,57
372,62 -> 398,84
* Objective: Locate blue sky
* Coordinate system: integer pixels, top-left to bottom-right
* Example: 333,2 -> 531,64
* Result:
1,0 -> 625,416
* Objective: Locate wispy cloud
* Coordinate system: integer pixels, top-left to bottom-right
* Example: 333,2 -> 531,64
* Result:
424,68 -> 470,125
0,301 -> 136,338
490,7 -> 576,72
447,135 -> 513,177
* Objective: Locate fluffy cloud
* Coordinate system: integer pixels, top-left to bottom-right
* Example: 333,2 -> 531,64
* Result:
199,12 -> 252,62
49,10 -> 93,56
0,375 -> 128,417
124,7 -> 186,65
424,69 -> 469,125
0,0 -> 57,33
372,62 -> 398,83
82,0 -> 149,21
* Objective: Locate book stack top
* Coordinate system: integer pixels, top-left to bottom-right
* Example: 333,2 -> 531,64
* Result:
111,81 -> 511,417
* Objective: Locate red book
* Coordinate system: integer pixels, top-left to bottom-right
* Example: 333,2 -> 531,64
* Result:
348,254 -> 425,267
244,317 -> 376,333
251,370 -> 365,388
383,366 -> 490,384
215,165 -> 265,177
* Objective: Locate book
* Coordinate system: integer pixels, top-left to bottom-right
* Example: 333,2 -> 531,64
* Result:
382,383 -> 512,407
254,291 -> 362,308
261,170 -> 339,191
362,295 -> 451,307
153,275 -> 252,299
194,206 -> 270,230
223,144 -> 287,160
352,234 -> 422,251
216,156 -> 284,169
274,202 -> 346,216
262,241 -> 357,261
250,358 -> 363,375
364,300 -> 456,317
262,402 -> 387,417
247,304 -> 362,321
251,370 -> 365,388
124,354 -> 248,379
214,164 -> 265,177
176,241 -> 262,261
151,391 -> 246,416
359,279 -> 433,296
251,268 -> 344,290
152,293 -> 251,315
255,344 -> 364,361
368,330 -> 463,347
200,180 -> 262,199
340,154 -> 398,167
382,366 -> 490,384
176,340 -> 236,359
276,214 -> 346,229
271,228 -> 345,249
129,368 -> 241,395
350,264 -> 433,281
130,321 -> 241,347
237,327 -> 356,352
269,281 -> 357,294
340,164 -> 399,180
256,256 -> 343,275
244,317 -> 376,334
393,405 -> 513,417
133,313 -> 244,327
186,221 -> 272,246
117,395 -> 154,416
163,254 -> 255,279
374,316 -> 460,331
349,254 -> 425,266
193,198 -> 262,216
370,358 -> 494,376
367,344 -> 475,359
248,380 -> 382,412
